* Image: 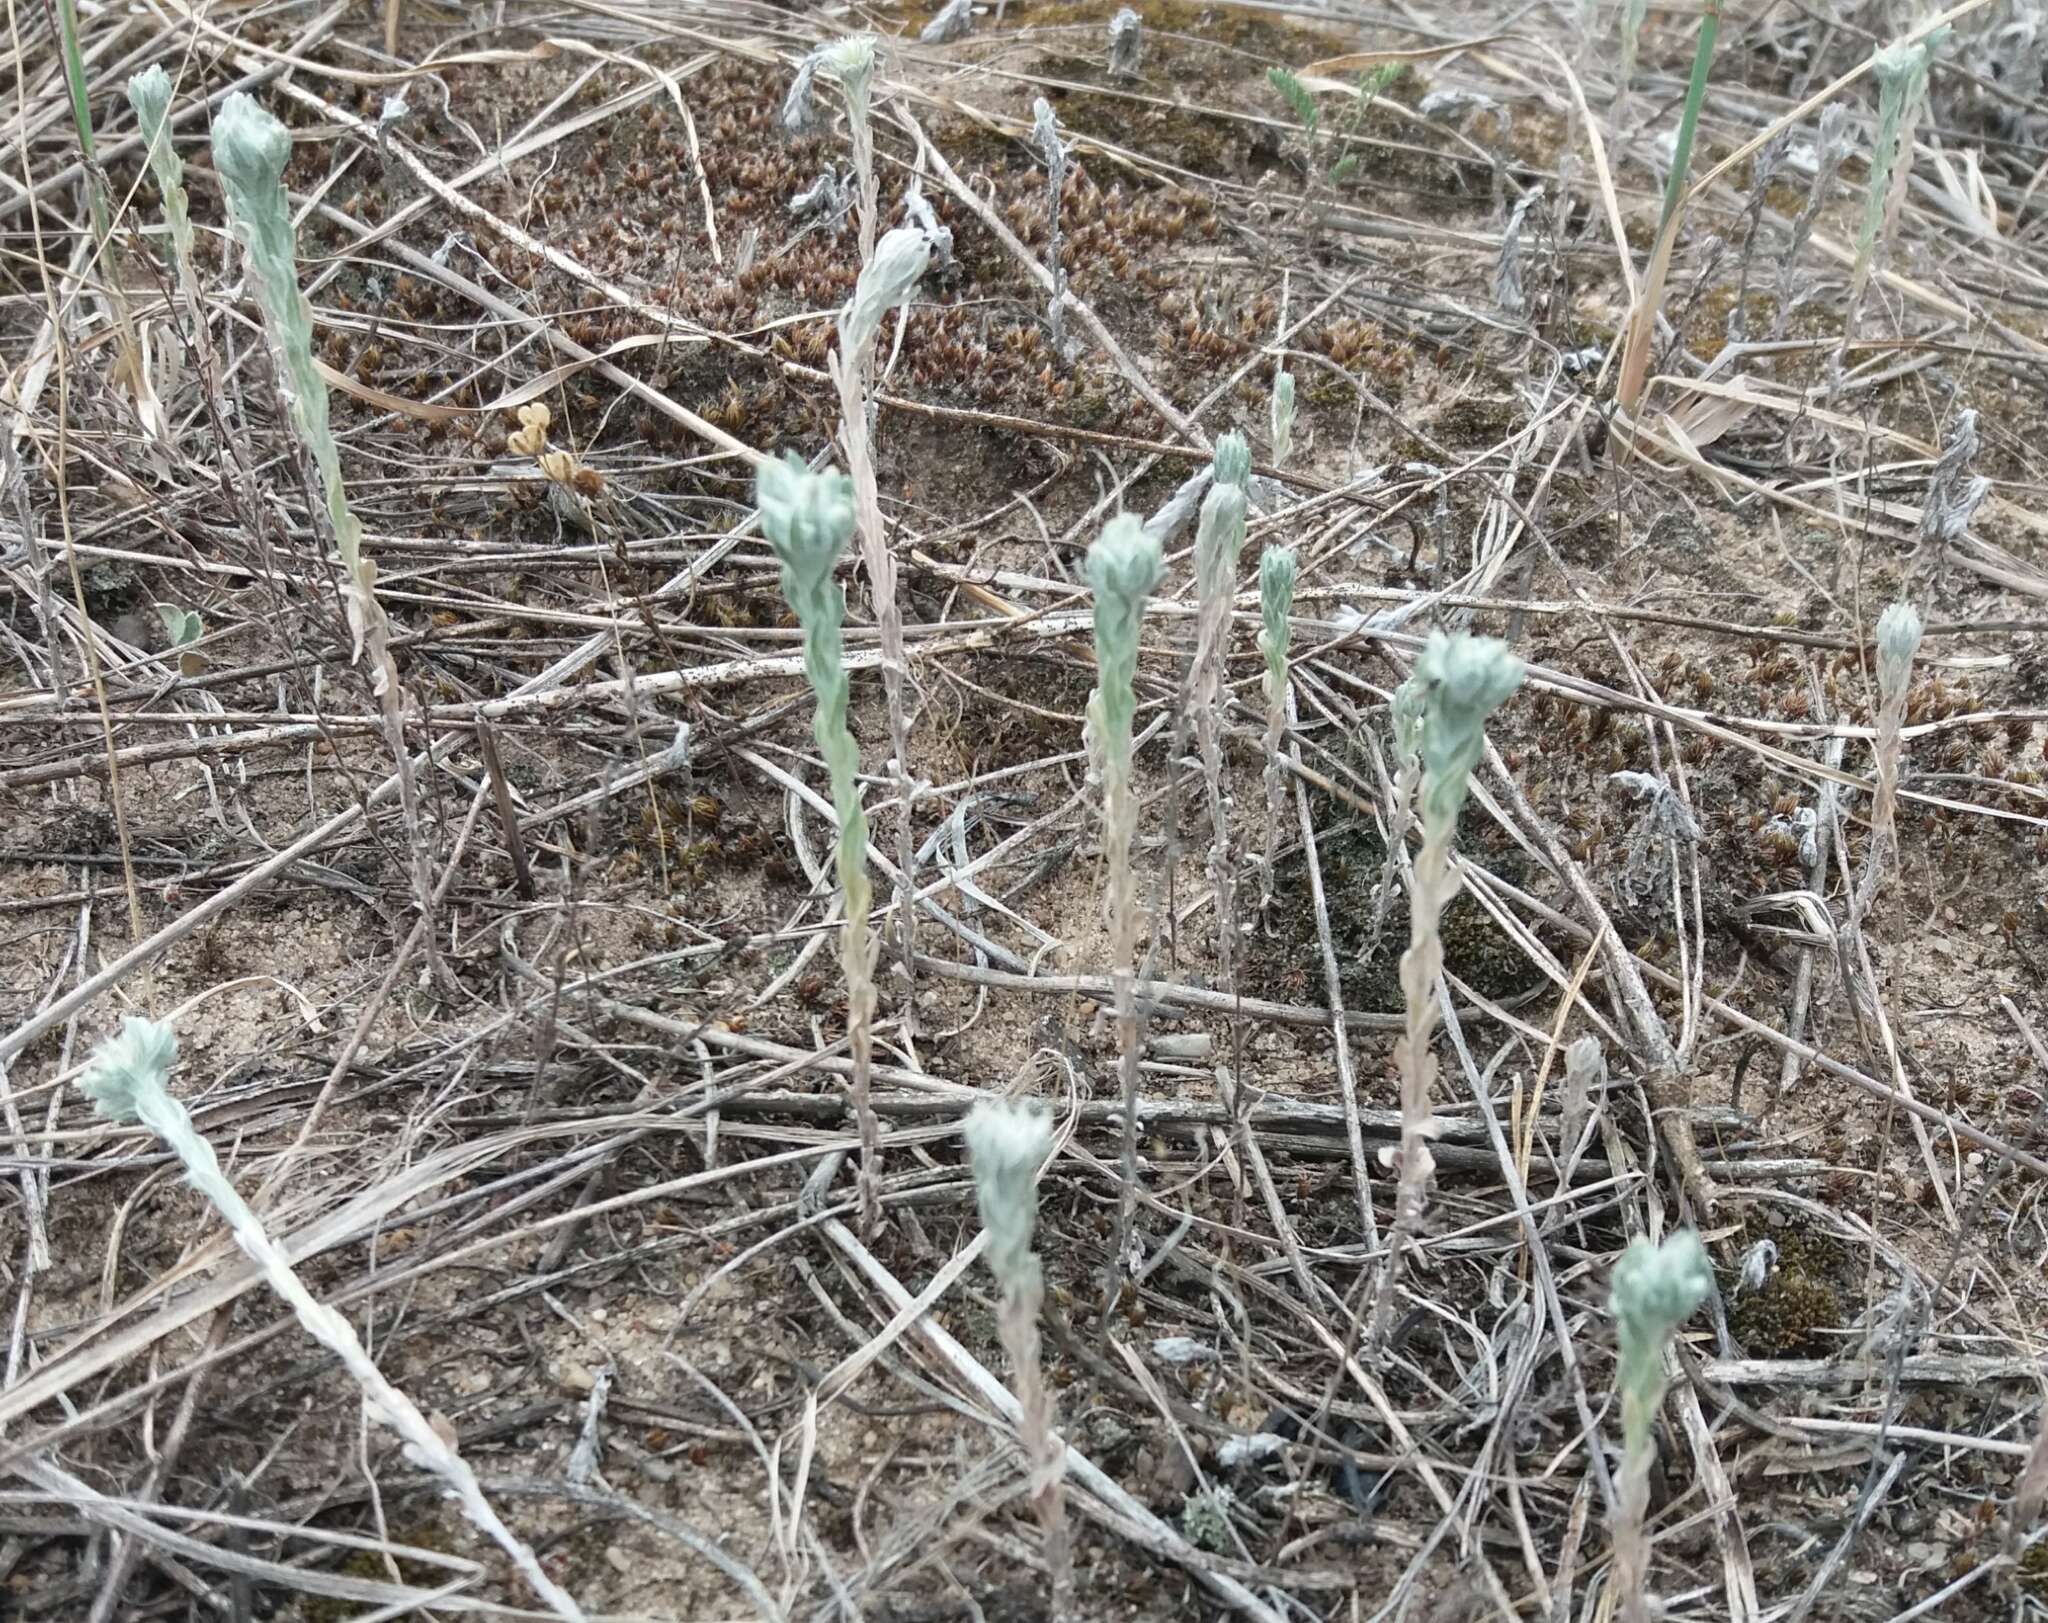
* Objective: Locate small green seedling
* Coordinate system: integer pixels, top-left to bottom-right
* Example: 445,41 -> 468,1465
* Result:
1088,515 -> 1163,1304
1375,633 -> 1522,1342
212,93 -> 436,951
1192,434 -> 1250,998
156,602 -> 206,676
757,452 -> 884,1237
1854,32 -> 1946,307
1608,1229 -> 1713,1623
964,1099 -> 1071,1619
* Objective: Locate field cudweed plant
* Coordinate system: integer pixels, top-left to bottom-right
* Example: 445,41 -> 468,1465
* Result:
1608,1230 -> 1713,1623
1376,633 -> 1522,1342
1088,515 -> 1163,1302
757,452 -> 885,1238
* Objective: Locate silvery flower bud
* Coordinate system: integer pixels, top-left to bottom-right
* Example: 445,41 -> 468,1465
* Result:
840,225 -> 933,360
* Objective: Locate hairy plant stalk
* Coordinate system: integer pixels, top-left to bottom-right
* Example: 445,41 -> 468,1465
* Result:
1366,673 -> 1425,948
1256,545 -> 1295,915
1032,99 -> 1070,356
833,226 -> 932,991
130,68 -> 230,442
822,37 -> 879,261
1851,601 -> 1920,927
212,96 -> 438,962
1107,6 -> 1142,79
1088,516 -> 1162,1303
1919,408 -> 1991,546
1608,1231 -> 1712,1623
1269,366 -> 1295,467
1192,435 -> 1249,1016
922,0 -> 973,44
757,452 -> 884,1237
1618,0 -> 1650,91
80,1018 -> 588,1622
1775,103 -> 1848,337
1374,634 -> 1521,1345
128,68 -> 197,302
1852,32 -> 1945,311
965,1101 -> 1072,1622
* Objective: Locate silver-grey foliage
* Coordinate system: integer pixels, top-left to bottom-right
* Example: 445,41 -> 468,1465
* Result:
82,1017 -> 590,1621
1493,185 -> 1542,318
922,0 -> 974,42
1108,6 -> 1143,79
1610,769 -> 1702,916
1920,409 -> 1991,544
1032,98 -> 1070,354
789,167 -> 852,228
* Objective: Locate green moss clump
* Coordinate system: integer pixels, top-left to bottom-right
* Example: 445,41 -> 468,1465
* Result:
1729,1271 -> 1842,1357
1255,791 -> 1547,1012
1023,0 -> 1345,58
305,1522 -> 461,1623
1725,1216 -> 1851,1359
2017,1537 -> 2048,1599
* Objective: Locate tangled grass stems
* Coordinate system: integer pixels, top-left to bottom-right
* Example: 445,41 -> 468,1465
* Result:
757,452 -> 885,1238
51,0 -> 146,424
1087,515 -> 1163,1307
79,1017 -> 588,1622
964,1100 -> 1071,1622
1373,633 -> 1521,1345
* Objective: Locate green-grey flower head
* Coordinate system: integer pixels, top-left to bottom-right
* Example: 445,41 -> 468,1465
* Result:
1258,545 -> 1295,679
1088,513 -> 1162,613
1609,1229 -> 1711,1359
756,452 -> 855,590
964,1098 -> 1052,1291
129,63 -> 174,147
1413,631 -> 1521,833
80,1015 -> 179,1123
211,92 -> 292,206
1194,479 -> 1247,604
840,225 -> 932,361
1872,30 -> 1943,91
1212,430 -> 1250,489
1087,515 -> 1162,736
821,33 -> 878,93
1875,600 -> 1922,701
1269,370 -> 1295,466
